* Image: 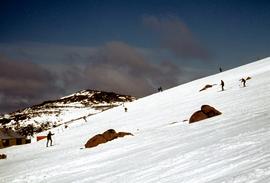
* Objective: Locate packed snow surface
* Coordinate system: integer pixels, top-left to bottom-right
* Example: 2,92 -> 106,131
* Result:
1,58 -> 270,183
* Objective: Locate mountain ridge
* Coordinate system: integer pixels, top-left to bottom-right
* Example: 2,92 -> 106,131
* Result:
0,89 -> 135,136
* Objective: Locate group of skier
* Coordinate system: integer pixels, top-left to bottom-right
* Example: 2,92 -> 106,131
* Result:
220,78 -> 247,91
219,67 -> 247,91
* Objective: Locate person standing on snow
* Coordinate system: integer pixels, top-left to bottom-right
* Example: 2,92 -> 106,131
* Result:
158,86 -> 163,92
46,131 -> 54,147
220,80 -> 225,91
219,67 -> 222,72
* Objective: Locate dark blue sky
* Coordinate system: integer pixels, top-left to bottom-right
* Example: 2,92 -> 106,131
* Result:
0,0 -> 270,113
1,1 -> 269,42
1,0 -> 270,61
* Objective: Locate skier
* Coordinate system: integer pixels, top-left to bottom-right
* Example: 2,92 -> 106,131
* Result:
220,80 -> 224,91
219,67 -> 222,72
158,86 -> 163,92
124,107 -> 128,112
46,131 -> 54,147
240,78 -> 246,87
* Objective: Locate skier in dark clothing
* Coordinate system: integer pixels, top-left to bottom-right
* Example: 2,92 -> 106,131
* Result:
219,67 -> 222,72
220,80 -> 224,91
46,131 -> 54,147
240,78 -> 246,87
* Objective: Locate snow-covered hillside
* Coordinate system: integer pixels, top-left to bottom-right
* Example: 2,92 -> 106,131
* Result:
0,90 -> 135,136
1,58 -> 270,183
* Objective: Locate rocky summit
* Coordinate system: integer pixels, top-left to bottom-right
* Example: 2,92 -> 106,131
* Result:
0,90 -> 135,136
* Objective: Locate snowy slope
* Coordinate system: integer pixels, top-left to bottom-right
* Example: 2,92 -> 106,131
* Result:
1,58 -> 270,183
0,90 -> 135,136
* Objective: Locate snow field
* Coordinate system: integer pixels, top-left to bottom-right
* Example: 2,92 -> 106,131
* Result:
0,58 -> 270,183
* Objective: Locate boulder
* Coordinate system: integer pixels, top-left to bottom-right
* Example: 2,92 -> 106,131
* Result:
201,105 -> 222,117
189,111 -> 208,123
85,129 -> 134,148
102,129 -> 118,141
189,105 -> 222,123
199,84 -> 216,92
117,132 -> 133,138
85,134 -> 107,148
0,154 -> 7,160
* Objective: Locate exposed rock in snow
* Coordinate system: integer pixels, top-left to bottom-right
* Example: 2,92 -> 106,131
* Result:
0,154 -> 7,160
199,84 -> 216,92
189,105 -> 222,123
85,129 -> 133,148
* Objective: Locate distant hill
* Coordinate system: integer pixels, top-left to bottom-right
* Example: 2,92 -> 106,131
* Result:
0,89 -> 135,136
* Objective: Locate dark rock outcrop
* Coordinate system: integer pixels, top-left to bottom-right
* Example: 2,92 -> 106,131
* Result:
102,129 -> 118,141
0,154 -> 7,160
189,111 -> 208,122
201,105 -> 222,117
85,134 -> 107,148
85,129 -> 133,148
199,84 -> 216,92
117,132 -> 133,138
189,105 -> 222,123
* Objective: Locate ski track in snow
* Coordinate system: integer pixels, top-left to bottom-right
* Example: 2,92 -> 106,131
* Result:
0,58 -> 270,183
